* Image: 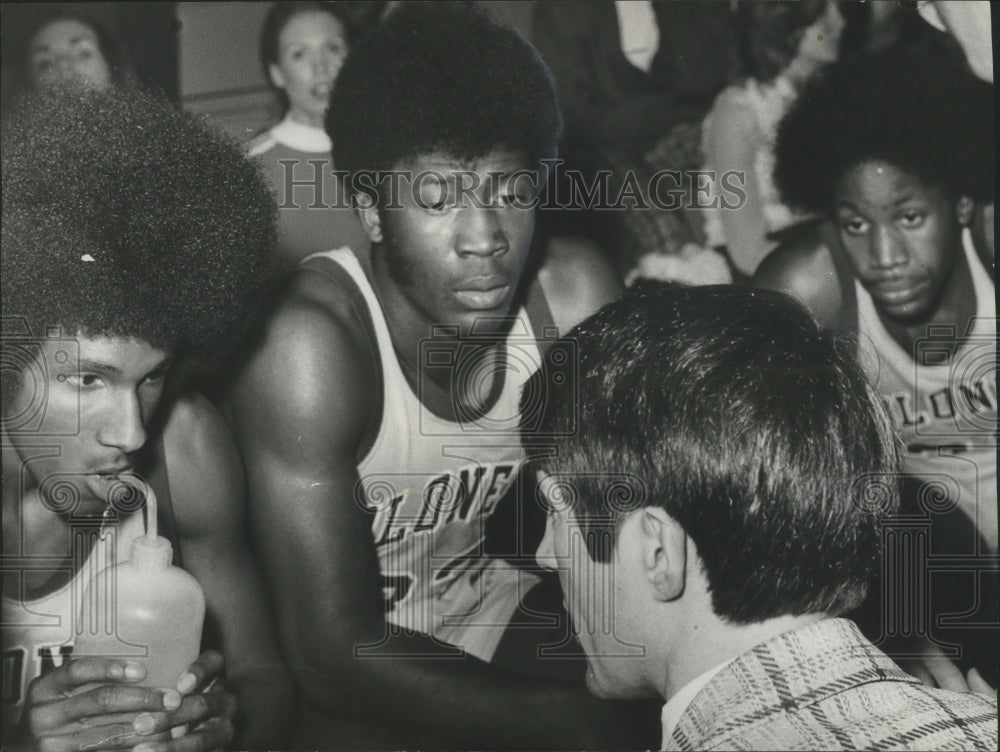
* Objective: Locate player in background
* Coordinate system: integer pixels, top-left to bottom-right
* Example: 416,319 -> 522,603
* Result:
756,42 -> 996,691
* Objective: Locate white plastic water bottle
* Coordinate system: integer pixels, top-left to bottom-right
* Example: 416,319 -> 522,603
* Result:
74,478 -> 205,690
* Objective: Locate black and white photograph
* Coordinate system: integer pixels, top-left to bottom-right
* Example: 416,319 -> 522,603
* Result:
1,1 -> 996,750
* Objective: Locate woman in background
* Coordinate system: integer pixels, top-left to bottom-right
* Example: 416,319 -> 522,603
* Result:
700,0 -> 843,278
23,11 -> 133,91
248,1 -> 369,274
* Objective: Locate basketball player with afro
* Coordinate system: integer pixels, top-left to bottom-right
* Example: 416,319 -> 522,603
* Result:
223,5 -> 658,749
755,42 -> 996,692
2,85 -> 293,750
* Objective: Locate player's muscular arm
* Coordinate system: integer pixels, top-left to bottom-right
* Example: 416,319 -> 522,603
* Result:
754,225 -> 853,335
161,395 -> 294,749
538,236 -> 624,333
224,286 -> 652,750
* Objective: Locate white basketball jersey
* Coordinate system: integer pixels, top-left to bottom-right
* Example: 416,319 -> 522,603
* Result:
312,248 -> 542,661
2,512 -> 145,732
855,229 -> 997,553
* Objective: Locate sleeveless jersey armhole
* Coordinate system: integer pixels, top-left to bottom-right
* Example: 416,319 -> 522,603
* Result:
521,273 -> 558,357
298,255 -> 385,462
484,273 -> 556,569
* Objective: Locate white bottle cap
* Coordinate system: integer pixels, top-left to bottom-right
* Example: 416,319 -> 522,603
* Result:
131,535 -> 173,569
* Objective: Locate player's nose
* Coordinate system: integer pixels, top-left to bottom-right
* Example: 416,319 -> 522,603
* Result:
870,225 -> 906,269
455,204 -> 507,258
96,391 -> 148,455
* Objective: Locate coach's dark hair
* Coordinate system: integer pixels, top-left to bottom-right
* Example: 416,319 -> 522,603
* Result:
522,282 -> 899,623
1,85 -> 275,393
327,3 -> 563,203
775,41 -> 994,214
260,1 -> 354,115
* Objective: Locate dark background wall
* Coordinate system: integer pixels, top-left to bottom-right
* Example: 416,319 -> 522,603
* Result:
176,1 -> 535,140
1,1 -> 535,141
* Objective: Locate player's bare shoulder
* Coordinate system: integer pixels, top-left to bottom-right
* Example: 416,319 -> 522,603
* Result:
161,392 -> 234,467
225,260 -> 378,454
283,256 -> 376,357
160,393 -> 244,531
754,221 -> 854,333
536,236 -> 624,334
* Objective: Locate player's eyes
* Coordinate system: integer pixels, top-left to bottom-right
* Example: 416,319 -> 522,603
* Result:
417,188 -> 450,212
898,211 -> 925,228
421,199 -> 448,213
840,218 -> 869,235
75,42 -> 98,60
500,191 -> 528,207
66,373 -> 103,389
142,362 -> 172,388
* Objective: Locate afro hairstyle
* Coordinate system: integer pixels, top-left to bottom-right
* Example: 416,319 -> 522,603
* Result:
326,3 -> 562,200
774,40 -> 995,215
1,84 -> 276,388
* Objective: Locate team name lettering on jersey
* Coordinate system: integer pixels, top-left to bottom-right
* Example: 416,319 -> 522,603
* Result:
882,372 -> 997,435
369,462 -> 516,547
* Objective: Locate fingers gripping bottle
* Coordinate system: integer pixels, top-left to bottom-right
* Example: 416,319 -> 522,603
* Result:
74,476 -> 205,690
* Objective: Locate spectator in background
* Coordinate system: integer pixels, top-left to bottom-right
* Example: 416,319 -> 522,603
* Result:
22,10 -> 133,91
532,0 -> 736,281
340,0 -> 396,33
757,43 -> 996,689
248,1 -> 369,275
838,0 -> 939,59
700,0 -> 843,279
918,0 -> 993,83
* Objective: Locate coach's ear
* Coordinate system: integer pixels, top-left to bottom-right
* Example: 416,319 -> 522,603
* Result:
640,507 -> 686,602
357,199 -> 383,244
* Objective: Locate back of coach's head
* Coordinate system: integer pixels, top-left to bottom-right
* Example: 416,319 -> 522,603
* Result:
522,282 -> 900,624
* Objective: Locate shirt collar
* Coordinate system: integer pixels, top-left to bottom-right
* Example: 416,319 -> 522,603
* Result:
614,0 -> 659,74
270,115 -> 331,153
660,659 -> 733,746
